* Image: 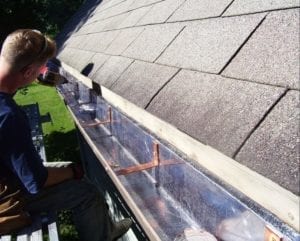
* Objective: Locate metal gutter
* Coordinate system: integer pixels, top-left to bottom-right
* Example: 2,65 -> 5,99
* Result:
57,61 -> 300,240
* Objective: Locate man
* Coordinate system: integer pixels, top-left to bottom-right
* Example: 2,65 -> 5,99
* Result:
0,29 -> 131,240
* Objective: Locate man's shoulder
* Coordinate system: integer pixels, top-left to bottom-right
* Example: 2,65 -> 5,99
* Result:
0,94 -> 20,127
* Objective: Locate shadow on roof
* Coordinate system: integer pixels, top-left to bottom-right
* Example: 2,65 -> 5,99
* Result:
56,0 -> 103,53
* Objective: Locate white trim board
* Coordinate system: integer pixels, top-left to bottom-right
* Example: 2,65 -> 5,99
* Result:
60,61 -> 300,232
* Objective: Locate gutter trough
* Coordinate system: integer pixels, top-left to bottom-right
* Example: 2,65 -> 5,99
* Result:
56,62 -> 300,241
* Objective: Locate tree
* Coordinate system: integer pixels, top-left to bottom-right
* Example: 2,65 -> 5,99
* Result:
0,0 -> 85,44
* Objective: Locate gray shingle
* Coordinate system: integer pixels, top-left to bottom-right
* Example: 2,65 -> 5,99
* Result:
85,31 -> 120,52
167,0 -> 233,22
76,34 -> 99,51
84,11 -> 108,25
86,18 -> 117,33
98,0 -> 135,18
57,48 -> 74,65
59,49 -> 95,71
88,53 -> 111,78
102,13 -> 130,31
92,56 -> 134,88
87,18 -> 116,32
63,35 -> 83,48
223,9 -> 300,89
235,90 -> 300,195
83,13 -> 119,30
77,18 -> 105,34
111,61 -> 179,108
77,34 -> 105,50
147,70 -> 285,157
118,6 -> 152,28
122,23 -> 185,62
95,0 -> 126,13
105,27 -> 144,55
223,0 -> 300,16
156,13 -> 265,73
72,24 -> 91,35
95,8 -> 126,23
128,0 -> 163,10
137,0 -> 185,25
77,34 -> 99,51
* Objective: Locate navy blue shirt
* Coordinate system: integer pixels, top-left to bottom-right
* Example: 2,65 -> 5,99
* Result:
0,92 -> 48,194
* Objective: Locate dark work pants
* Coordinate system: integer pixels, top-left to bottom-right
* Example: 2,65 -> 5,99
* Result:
24,163 -> 112,241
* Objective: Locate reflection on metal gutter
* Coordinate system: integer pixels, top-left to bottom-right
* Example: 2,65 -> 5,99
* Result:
57,68 -> 300,241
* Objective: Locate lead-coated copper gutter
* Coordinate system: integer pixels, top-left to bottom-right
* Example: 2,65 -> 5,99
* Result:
56,61 -> 300,241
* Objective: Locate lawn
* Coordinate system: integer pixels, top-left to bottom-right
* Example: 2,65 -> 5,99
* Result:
14,82 -> 74,135
14,82 -> 80,241
14,82 -> 80,163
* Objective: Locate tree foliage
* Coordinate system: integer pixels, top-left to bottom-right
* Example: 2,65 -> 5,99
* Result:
0,0 -> 85,44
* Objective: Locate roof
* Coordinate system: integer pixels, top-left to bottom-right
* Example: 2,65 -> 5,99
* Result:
56,0 -> 300,195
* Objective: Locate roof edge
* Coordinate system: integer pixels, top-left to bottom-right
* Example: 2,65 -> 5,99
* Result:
60,61 -> 300,232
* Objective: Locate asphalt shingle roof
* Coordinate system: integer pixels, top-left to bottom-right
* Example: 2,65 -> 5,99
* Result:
156,14 -> 265,73
236,90 -> 300,194
111,60 -> 179,108
105,27 -> 144,55
223,9 -> 300,89
92,55 -> 133,87
123,23 -> 185,62
147,70 -> 285,157
56,0 -> 300,195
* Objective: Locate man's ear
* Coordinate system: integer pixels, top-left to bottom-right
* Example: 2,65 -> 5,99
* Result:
22,65 -> 34,80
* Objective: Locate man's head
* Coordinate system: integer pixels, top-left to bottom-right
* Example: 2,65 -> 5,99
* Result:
1,29 -> 56,72
0,29 -> 56,91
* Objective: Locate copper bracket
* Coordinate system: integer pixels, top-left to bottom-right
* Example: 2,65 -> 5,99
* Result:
265,226 -> 283,241
115,142 -> 183,176
82,107 -> 112,127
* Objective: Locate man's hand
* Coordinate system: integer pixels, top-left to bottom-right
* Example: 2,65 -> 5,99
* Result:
37,71 -> 64,86
44,166 -> 74,187
70,163 -> 84,180
43,162 -> 84,187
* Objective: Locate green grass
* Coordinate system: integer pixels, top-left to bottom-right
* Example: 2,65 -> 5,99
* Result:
14,82 -> 80,241
14,82 -> 74,135
14,82 -> 80,163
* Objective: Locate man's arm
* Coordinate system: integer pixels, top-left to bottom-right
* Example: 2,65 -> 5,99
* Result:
4,112 -> 83,191
44,163 -> 84,187
44,166 -> 74,187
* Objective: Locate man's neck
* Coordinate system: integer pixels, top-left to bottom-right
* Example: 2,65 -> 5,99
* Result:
0,58 -> 19,94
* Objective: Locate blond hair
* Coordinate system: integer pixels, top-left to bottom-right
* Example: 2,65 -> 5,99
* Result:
0,29 -> 56,72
